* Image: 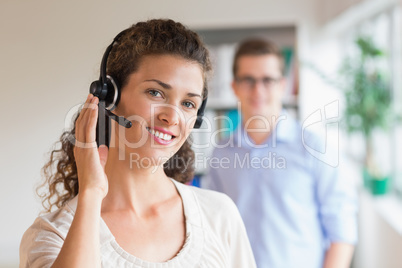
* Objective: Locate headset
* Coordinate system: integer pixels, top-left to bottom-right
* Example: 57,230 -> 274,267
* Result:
89,29 -> 207,145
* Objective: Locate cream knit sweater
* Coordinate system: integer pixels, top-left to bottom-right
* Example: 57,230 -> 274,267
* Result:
20,180 -> 256,268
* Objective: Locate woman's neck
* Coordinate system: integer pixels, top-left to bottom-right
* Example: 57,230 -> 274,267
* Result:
101,147 -> 178,215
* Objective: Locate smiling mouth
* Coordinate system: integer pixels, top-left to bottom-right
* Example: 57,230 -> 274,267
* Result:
146,127 -> 175,141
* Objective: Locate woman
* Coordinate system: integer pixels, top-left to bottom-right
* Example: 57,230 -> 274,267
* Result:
20,19 -> 256,267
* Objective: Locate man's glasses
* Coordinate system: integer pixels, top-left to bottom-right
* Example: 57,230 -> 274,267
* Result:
235,76 -> 282,89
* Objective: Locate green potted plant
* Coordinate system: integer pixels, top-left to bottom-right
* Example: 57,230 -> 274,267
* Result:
339,36 -> 392,195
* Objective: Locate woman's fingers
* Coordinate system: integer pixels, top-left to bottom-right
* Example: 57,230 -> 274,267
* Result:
73,95 -> 109,198
86,96 -> 99,145
75,94 -> 98,148
78,94 -> 94,126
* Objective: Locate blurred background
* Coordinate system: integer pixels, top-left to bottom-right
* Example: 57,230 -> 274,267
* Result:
1,0 -> 402,267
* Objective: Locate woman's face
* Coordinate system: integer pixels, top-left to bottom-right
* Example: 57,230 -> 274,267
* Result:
114,54 -> 204,166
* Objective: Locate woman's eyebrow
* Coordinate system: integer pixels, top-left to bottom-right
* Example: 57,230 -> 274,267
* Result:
187,93 -> 202,99
144,79 -> 172,89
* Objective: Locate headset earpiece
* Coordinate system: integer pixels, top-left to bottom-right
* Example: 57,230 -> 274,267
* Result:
90,29 -> 132,148
104,75 -> 119,110
89,80 -> 106,100
90,75 -> 119,111
89,30 -> 127,111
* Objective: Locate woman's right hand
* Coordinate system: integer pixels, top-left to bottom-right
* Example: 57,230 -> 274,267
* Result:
50,94 -> 108,267
73,94 -> 109,199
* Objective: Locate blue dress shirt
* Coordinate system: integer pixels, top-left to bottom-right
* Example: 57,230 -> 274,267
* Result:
202,112 -> 358,268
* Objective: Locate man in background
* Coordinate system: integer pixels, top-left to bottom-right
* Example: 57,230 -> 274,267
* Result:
202,38 -> 357,268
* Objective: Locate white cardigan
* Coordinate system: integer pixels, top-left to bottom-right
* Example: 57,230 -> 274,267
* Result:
20,179 -> 256,268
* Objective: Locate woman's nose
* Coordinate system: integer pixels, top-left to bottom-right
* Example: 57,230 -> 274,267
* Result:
157,105 -> 180,126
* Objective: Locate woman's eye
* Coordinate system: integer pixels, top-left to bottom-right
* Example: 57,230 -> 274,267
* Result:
183,101 -> 195,109
148,89 -> 162,97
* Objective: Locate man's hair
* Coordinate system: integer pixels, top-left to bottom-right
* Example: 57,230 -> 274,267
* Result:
232,38 -> 284,76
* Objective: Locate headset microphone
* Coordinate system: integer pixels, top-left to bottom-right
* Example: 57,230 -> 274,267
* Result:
99,102 -> 132,128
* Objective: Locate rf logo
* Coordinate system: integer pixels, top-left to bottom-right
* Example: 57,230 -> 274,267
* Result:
302,100 -> 339,167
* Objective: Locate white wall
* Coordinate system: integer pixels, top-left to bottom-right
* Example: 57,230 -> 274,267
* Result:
354,192 -> 402,268
318,0 -> 363,23
0,0 -> 318,266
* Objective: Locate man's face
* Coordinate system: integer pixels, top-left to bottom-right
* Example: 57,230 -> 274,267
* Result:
232,54 -> 285,119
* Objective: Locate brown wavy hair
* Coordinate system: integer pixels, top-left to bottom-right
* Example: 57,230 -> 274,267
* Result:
38,19 -> 211,212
